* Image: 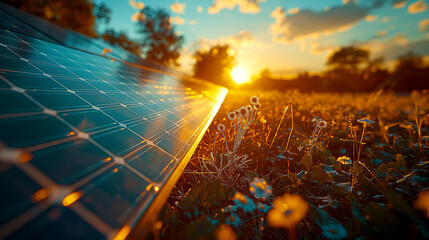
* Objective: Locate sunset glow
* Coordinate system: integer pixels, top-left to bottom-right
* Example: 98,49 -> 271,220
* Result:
230,66 -> 250,84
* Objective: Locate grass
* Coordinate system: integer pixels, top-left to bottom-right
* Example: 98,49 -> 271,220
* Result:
156,89 -> 429,240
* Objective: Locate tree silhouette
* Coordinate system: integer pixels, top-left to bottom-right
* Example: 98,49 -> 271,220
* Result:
326,46 -> 371,91
101,28 -> 141,56
4,0 -> 110,37
392,52 -> 429,91
136,7 -> 184,66
193,45 -> 235,87
327,46 -> 369,74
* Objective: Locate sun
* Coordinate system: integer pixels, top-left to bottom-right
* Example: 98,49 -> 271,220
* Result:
230,66 -> 250,84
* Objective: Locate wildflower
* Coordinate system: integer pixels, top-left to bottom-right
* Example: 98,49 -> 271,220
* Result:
317,120 -> 328,129
311,116 -> 321,123
228,112 -> 235,120
320,223 -> 347,240
357,118 -> 375,125
225,214 -> 241,228
246,105 -> 253,113
217,123 -> 226,131
233,192 -> 256,213
239,106 -> 248,117
337,156 -> 352,165
257,202 -> 272,213
254,102 -> 261,110
222,205 -> 238,213
267,193 -> 309,229
414,190 -> 429,218
249,177 -> 272,200
250,96 -> 259,104
215,224 -> 237,240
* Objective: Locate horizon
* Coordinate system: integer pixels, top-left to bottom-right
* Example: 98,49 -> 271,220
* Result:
95,0 -> 429,77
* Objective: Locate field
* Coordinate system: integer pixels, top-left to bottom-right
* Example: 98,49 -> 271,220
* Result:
158,89 -> 429,239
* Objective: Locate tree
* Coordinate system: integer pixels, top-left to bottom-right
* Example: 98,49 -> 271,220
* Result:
325,46 -> 371,91
4,0 -> 110,38
392,52 -> 429,91
193,45 -> 235,87
101,29 -> 141,56
136,7 -> 183,66
327,46 -> 369,74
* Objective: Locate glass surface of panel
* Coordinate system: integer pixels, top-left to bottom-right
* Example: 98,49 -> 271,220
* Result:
0,3 -> 227,240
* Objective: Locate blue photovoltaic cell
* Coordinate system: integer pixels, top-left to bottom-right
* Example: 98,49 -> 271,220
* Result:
0,3 -> 227,240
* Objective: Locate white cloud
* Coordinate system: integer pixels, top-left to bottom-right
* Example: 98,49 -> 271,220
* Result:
131,12 -> 145,22
171,2 -> 186,14
208,0 -> 266,14
270,4 -> 370,43
190,20 -> 199,25
419,18 -> 429,31
169,16 -> 185,25
393,0 -> 407,9
288,7 -> 300,15
394,33 -> 408,46
408,0 -> 427,13
129,0 -> 144,9
376,30 -> 388,37
365,14 -> 378,22
197,6 -> 203,13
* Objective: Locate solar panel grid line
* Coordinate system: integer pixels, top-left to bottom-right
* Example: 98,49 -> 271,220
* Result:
0,5 -> 227,239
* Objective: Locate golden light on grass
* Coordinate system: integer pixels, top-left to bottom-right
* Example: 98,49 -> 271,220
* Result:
230,66 -> 250,84
62,191 -> 82,207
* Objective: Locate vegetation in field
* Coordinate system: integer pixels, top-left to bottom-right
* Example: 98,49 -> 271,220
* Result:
156,90 -> 429,239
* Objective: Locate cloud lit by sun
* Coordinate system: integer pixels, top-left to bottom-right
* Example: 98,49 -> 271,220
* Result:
231,66 -> 250,84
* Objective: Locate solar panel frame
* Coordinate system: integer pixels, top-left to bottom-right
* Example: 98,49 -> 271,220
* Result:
0,3 -> 227,239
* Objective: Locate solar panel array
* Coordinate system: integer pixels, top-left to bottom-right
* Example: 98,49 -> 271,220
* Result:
0,3 -> 227,240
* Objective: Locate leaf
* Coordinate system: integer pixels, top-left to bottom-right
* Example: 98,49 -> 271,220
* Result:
381,189 -> 417,220
180,177 -> 227,211
347,193 -> 365,222
353,161 -> 363,176
396,153 -> 406,171
312,165 -> 332,183
302,154 -> 313,171
333,160 -> 342,171
309,206 -> 347,236
376,162 -> 397,178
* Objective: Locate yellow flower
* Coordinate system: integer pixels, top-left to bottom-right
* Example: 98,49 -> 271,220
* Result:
215,224 -> 237,240
267,193 -> 309,229
414,190 -> 429,218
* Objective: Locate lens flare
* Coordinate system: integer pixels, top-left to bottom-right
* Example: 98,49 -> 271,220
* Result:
230,66 -> 250,84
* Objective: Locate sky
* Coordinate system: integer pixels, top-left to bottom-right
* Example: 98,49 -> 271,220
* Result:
95,0 -> 429,77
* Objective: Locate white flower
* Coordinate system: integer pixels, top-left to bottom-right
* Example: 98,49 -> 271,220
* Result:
228,112 -> 236,120
217,123 -> 226,131
250,96 -> 259,104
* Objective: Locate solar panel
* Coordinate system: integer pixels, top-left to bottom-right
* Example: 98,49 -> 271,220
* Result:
0,3 -> 227,239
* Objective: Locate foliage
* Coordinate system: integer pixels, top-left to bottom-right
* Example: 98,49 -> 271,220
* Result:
193,44 -> 235,87
160,89 -> 429,239
136,7 -> 184,66
4,0 -> 110,37
101,28 -> 141,56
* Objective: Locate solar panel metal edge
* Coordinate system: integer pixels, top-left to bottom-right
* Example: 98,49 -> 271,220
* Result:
0,3 -> 228,240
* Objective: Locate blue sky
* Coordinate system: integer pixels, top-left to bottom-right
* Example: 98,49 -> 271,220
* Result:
95,0 -> 429,76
